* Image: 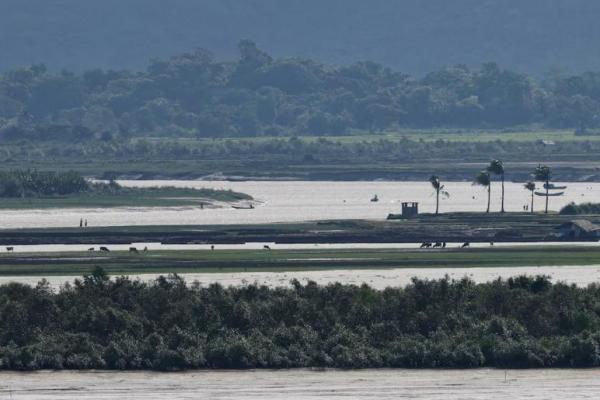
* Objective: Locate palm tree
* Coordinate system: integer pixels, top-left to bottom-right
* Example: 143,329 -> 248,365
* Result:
524,181 -> 536,213
474,170 -> 491,213
429,175 -> 450,215
533,165 -> 552,213
487,160 -> 505,213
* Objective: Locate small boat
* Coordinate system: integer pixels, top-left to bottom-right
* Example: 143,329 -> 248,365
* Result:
370,195 -> 379,202
535,191 -> 564,197
232,204 -> 254,210
544,183 -> 567,190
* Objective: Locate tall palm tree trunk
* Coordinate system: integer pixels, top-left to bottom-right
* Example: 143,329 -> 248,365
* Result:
500,174 -> 505,213
435,188 -> 440,215
545,179 -> 549,213
530,191 -> 534,213
486,185 -> 491,213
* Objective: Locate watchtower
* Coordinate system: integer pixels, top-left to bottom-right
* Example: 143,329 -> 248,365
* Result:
401,202 -> 419,218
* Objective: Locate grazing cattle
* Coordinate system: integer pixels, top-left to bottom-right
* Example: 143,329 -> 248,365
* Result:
461,242 -> 470,248
263,245 -> 271,250
420,242 -> 432,249
99,246 -> 110,252
129,247 -> 139,253
88,247 -> 95,252
6,247 -> 13,252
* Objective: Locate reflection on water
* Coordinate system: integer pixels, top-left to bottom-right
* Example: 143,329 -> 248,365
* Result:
0,180 -> 597,228
0,369 -> 599,399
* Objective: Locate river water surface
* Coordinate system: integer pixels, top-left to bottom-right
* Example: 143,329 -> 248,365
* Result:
0,180 -> 597,228
0,369 -> 599,399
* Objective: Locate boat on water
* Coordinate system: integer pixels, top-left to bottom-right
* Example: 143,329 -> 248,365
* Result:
544,183 -> 567,190
370,195 -> 379,202
535,191 -> 564,197
231,204 -> 254,209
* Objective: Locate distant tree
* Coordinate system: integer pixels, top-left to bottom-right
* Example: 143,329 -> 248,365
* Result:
487,160 -> 505,213
428,175 -> 449,215
474,170 -> 491,213
533,165 -> 552,213
524,181 -> 536,213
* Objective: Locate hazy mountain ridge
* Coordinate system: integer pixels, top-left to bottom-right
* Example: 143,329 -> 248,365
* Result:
2,0 -> 600,74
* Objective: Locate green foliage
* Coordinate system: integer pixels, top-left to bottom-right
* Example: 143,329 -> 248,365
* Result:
0,170 -> 251,205
2,42 -> 600,142
474,171 -> 491,187
524,182 -> 536,192
560,202 -> 600,215
0,170 -> 88,197
1,272 -> 600,370
533,165 -> 552,182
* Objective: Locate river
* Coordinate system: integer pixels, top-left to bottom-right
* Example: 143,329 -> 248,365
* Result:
0,369 -> 598,399
0,180 -> 596,228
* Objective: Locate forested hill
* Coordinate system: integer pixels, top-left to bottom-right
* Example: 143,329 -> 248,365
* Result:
2,0 -> 600,75
1,41 -> 600,141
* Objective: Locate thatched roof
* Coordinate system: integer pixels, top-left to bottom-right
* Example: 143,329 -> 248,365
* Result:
557,219 -> 600,233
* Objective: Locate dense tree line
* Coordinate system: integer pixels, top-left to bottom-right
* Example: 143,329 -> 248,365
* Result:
2,137 -> 599,168
2,41 -> 600,141
2,270 -> 600,370
560,202 -> 600,215
0,170 -> 88,197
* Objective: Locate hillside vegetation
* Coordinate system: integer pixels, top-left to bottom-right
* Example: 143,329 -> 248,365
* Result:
2,41 -> 600,143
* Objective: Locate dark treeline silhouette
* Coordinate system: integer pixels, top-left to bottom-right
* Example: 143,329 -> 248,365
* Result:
2,269 -> 600,370
0,170 -> 88,197
3,41 -> 600,141
0,169 -> 252,201
560,202 -> 600,215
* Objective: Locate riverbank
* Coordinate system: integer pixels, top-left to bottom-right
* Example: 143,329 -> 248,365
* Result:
7,130 -> 600,181
1,369 -> 598,399
0,213 -> 594,245
0,246 -> 599,277
0,186 -> 252,209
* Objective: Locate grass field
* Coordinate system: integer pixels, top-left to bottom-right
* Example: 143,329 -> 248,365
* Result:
0,246 -> 598,276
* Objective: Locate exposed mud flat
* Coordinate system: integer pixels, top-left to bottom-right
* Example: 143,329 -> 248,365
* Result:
0,369 -> 599,399
3,265 -> 600,289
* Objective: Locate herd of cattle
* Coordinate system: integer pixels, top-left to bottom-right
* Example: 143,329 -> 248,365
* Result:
420,241 -> 494,248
